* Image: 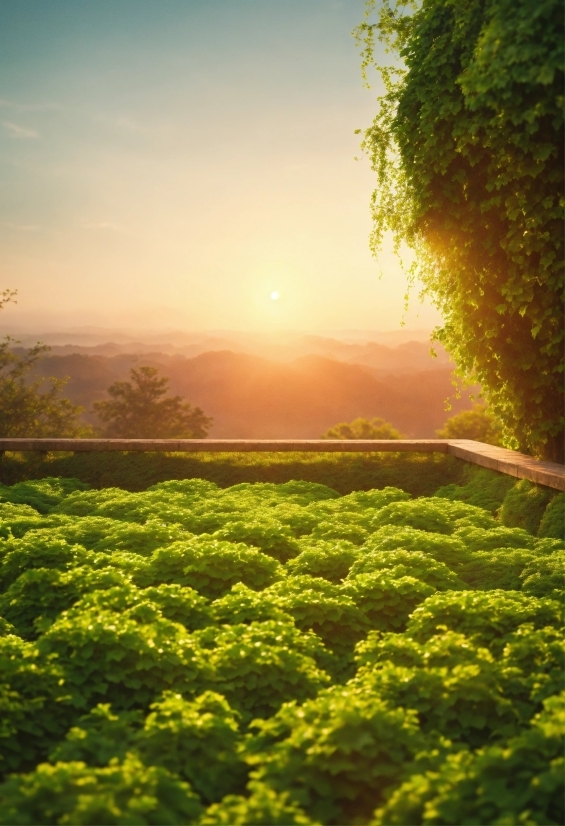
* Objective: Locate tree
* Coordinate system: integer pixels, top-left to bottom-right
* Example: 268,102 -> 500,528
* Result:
94,366 -> 212,438
321,417 -> 403,439
354,0 -> 564,461
436,404 -> 503,446
0,290 -> 87,437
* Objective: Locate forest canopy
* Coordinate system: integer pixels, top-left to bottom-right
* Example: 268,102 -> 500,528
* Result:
355,0 -> 564,461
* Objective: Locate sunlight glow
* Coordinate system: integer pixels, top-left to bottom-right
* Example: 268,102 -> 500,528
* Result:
270,291 -> 279,301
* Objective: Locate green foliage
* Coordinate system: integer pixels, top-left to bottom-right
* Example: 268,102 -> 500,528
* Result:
356,0 -> 564,460
370,498 -> 494,534
0,449 -> 466,497
212,520 -> 300,563
195,621 -> 330,719
286,540 -> 359,583
246,689 -> 426,824
371,693 -> 565,826
321,416 -> 403,439
454,525 -> 535,552
0,341 -> 89,438
200,781 -> 315,825
434,467 -> 515,514
144,539 -> 283,597
520,552 -> 565,601
500,478 -> 556,534
138,691 -> 246,804
0,566 -> 127,638
436,404 -> 504,446
209,584 -> 290,626
355,631 -> 520,748
348,549 -> 465,591
406,591 -> 561,655
362,525 -> 474,571
0,473 -> 562,823
48,703 -> 142,766
0,536 -> 91,590
0,477 -> 90,514
93,365 -> 213,438
38,601 -> 209,710
0,634 -> 72,776
538,491 -> 565,539
0,755 -> 203,826
341,572 -> 434,631
264,576 -> 369,661
459,549 -> 537,592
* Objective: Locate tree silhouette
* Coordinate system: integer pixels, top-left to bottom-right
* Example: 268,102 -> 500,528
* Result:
94,366 -> 212,438
321,417 -> 403,440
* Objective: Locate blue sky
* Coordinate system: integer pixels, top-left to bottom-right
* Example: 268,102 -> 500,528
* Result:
0,0 -> 441,333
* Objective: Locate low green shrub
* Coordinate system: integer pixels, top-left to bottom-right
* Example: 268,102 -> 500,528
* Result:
538,492 -> 565,540
195,620 -> 330,719
245,689 -> 428,825
371,693 -> 565,826
0,473 -> 562,824
434,467 -> 515,514
286,539 -> 359,582
0,756 -> 203,826
500,479 -> 556,535
144,539 -> 283,597
347,549 -> 465,591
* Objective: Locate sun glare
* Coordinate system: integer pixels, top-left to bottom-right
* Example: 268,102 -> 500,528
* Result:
270,291 -> 279,301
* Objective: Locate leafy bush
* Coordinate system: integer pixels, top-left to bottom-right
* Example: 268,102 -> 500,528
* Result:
341,573 -> 434,631
286,540 -> 359,583
144,539 -> 283,597
354,632 -> 520,748
453,525 -> 535,552
0,473 -> 562,824
458,549 -> 537,592
137,691 -> 246,803
200,781 -> 314,825
538,492 -> 565,540
246,689 -> 427,824
264,576 -> 369,661
37,602 -> 210,710
434,467 -> 515,514
0,756 -> 203,826
500,479 -> 556,534
347,549 -> 465,591
0,477 -> 90,514
212,520 -> 300,563
361,526 -> 474,572
371,693 -> 565,826
195,621 -> 330,719
406,591 -> 561,655
520,552 -> 565,601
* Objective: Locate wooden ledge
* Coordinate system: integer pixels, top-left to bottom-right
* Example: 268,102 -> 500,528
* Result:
0,438 -> 563,490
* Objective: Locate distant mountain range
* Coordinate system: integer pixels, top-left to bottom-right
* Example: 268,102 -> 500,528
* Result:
28,341 -> 478,438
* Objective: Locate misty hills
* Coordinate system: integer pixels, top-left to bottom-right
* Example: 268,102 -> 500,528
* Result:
26,333 -> 454,376
30,345 -> 477,439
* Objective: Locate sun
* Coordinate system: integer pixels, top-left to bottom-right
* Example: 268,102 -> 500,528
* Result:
270,291 -> 279,301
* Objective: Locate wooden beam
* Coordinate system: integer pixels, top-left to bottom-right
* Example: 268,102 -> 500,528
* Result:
0,438 -> 562,490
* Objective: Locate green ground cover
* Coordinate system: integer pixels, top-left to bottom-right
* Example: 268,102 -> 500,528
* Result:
0,468 -> 563,825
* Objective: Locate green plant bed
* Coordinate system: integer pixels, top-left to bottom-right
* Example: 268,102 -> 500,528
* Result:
0,450 -> 468,497
0,473 -> 562,824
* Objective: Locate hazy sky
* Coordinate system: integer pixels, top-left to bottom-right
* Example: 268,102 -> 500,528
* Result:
0,0 -> 441,333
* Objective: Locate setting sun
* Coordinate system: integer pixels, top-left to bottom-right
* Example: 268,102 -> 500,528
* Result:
270,291 -> 280,301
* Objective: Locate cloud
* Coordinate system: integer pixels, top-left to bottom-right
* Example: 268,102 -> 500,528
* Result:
2,121 -> 39,139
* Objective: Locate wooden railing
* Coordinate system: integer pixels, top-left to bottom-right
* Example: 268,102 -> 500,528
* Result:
0,438 -> 563,490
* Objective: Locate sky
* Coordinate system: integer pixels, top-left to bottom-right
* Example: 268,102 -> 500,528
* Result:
0,0 -> 442,335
